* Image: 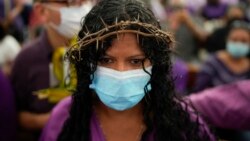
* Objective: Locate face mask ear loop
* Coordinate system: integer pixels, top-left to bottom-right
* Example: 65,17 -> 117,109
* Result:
141,58 -> 152,77
142,58 -> 152,105
90,62 -> 97,81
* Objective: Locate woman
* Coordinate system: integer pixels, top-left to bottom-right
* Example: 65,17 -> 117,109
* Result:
194,20 -> 250,92
40,0 -> 215,141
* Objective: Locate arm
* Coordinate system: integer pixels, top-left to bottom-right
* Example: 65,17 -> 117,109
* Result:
19,112 -> 50,129
174,9 -> 208,42
188,80 -> 250,130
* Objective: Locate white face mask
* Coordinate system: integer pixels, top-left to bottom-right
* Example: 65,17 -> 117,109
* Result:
49,2 -> 93,39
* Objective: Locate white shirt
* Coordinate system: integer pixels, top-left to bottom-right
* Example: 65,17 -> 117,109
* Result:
0,35 -> 21,66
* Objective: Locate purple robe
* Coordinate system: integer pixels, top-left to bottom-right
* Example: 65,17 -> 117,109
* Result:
188,80 -> 250,130
39,96 -> 215,141
0,70 -> 17,141
39,97 -> 126,141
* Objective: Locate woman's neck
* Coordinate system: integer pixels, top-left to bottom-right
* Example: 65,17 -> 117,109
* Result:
95,101 -> 143,120
94,101 -> 146,141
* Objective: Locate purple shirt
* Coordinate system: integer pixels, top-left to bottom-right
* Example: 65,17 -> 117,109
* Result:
40,96 -> 215,141
188,80 -> 250,130
39,97 -> 153,141
194,54 -> 250,92
202,3 -> 228,20
39,97 -> 117,141
0,70 -> 17,141
11,31 -> 55,113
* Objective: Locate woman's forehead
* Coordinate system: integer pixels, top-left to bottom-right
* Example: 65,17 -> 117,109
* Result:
104,33 -> 144,56
229,28 -> 250,37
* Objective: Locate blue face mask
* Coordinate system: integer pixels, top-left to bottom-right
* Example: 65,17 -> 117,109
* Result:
89,66 -> 152,111
226,41 -> 250,58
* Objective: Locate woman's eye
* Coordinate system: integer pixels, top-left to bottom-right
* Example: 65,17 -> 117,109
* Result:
99,58 -> 113,64
130,59 -> 144,65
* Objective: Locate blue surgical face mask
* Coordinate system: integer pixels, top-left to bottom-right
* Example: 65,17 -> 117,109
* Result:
89,66 -> 152,111
226,41 -> 250,58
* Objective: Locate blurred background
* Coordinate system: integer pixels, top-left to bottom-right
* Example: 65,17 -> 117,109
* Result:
0,0 -> 249,141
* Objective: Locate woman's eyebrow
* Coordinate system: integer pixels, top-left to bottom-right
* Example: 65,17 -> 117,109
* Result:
102,53 -> 115,58
128,55 -> 146,58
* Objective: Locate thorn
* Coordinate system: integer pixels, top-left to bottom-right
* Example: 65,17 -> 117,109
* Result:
85,25 -> 90,33
116,17 -> 118,23
96,39 -> 99,51
100,17 -> 109,31
83,31 -> 88,36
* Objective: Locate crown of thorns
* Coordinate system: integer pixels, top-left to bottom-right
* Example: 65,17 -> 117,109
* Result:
67,18 -> 174,62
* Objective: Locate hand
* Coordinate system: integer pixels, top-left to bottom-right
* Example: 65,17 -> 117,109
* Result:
174,9 -> 191,24
14,0 -> 27,7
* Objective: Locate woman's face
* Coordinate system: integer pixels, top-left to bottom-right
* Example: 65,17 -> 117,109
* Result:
228,28 -> 250,44
226,28 -> 250,58
98,33 -> 151,71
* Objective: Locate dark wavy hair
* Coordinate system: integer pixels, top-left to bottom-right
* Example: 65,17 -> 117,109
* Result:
58,0 -> 212,141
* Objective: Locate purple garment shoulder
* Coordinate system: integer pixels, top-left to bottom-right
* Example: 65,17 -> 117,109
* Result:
188,80 -> 250,130
40,96 -> 215,141
39,96 -> 108,141
39,97 -> 153,141
0,70 -> 17,141
39,97 -> 71,141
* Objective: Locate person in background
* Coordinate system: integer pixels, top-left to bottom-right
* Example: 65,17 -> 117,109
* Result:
205,4 -> 245,53
40,0 -> 215,141
0,0 -> 32,44
201,0 -> 228,20
194,20 -> 250,92
10,0 -> 93,140
0,21 -> 21,77
167,2 -> 208,62
0,69 -> 17,141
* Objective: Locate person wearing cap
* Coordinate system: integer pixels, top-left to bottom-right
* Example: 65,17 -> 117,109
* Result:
10,0 -> 93,140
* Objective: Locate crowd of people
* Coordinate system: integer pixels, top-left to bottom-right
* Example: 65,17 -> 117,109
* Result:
0,0 -> 249,141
